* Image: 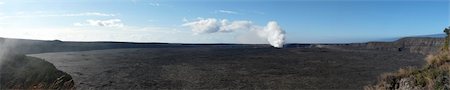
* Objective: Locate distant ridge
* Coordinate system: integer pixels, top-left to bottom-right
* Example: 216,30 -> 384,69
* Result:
375,33 -> 445,42
411,33 -> 446,38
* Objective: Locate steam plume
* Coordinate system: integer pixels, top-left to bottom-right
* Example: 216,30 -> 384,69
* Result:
263,21 -> 285,48
183,18 -> 285,48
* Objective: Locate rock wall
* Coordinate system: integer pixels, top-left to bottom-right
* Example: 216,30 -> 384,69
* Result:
366,37 -> 445,54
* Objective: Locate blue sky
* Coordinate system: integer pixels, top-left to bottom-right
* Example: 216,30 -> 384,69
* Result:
0,0 -> 448,43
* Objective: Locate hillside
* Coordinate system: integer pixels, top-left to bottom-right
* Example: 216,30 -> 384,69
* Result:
366,30 -> 450,89
0,54 -> 74,89
366,46 -> 450,90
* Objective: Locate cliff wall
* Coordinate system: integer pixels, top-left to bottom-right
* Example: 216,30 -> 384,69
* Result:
366,37 -> 445,54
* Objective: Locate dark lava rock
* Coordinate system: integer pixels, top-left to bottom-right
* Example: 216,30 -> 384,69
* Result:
0,54 -> 75,89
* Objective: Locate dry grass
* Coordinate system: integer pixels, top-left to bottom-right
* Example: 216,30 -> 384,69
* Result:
366,44 -> 450,90
425,51 -> 450,68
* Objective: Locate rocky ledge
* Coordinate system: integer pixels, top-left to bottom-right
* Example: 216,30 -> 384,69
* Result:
0,54 -> 75,89
366,37 -> 445,54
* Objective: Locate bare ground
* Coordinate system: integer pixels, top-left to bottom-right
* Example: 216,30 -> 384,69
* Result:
29,47 -> 425,89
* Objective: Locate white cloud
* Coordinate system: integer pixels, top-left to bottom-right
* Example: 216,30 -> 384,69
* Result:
182,18 -> 285,48
182,18 -> 254,34
0,2 -> 4,5
73,23 -> 84,26
182,18 -> 220,33
74,19 -> 124,28
182,18 -> 255,34
215,10 -> 239,15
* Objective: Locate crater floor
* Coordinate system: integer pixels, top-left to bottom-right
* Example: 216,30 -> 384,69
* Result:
30,47 -> 425,89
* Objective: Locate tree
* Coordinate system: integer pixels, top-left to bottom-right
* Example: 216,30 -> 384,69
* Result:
443,27 -> 450,51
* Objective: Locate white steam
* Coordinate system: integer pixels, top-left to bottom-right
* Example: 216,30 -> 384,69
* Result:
182,18 -> 285,48
263,22 -> 285,48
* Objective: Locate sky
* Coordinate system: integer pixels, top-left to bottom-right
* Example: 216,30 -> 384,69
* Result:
0,0 -> 449,43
